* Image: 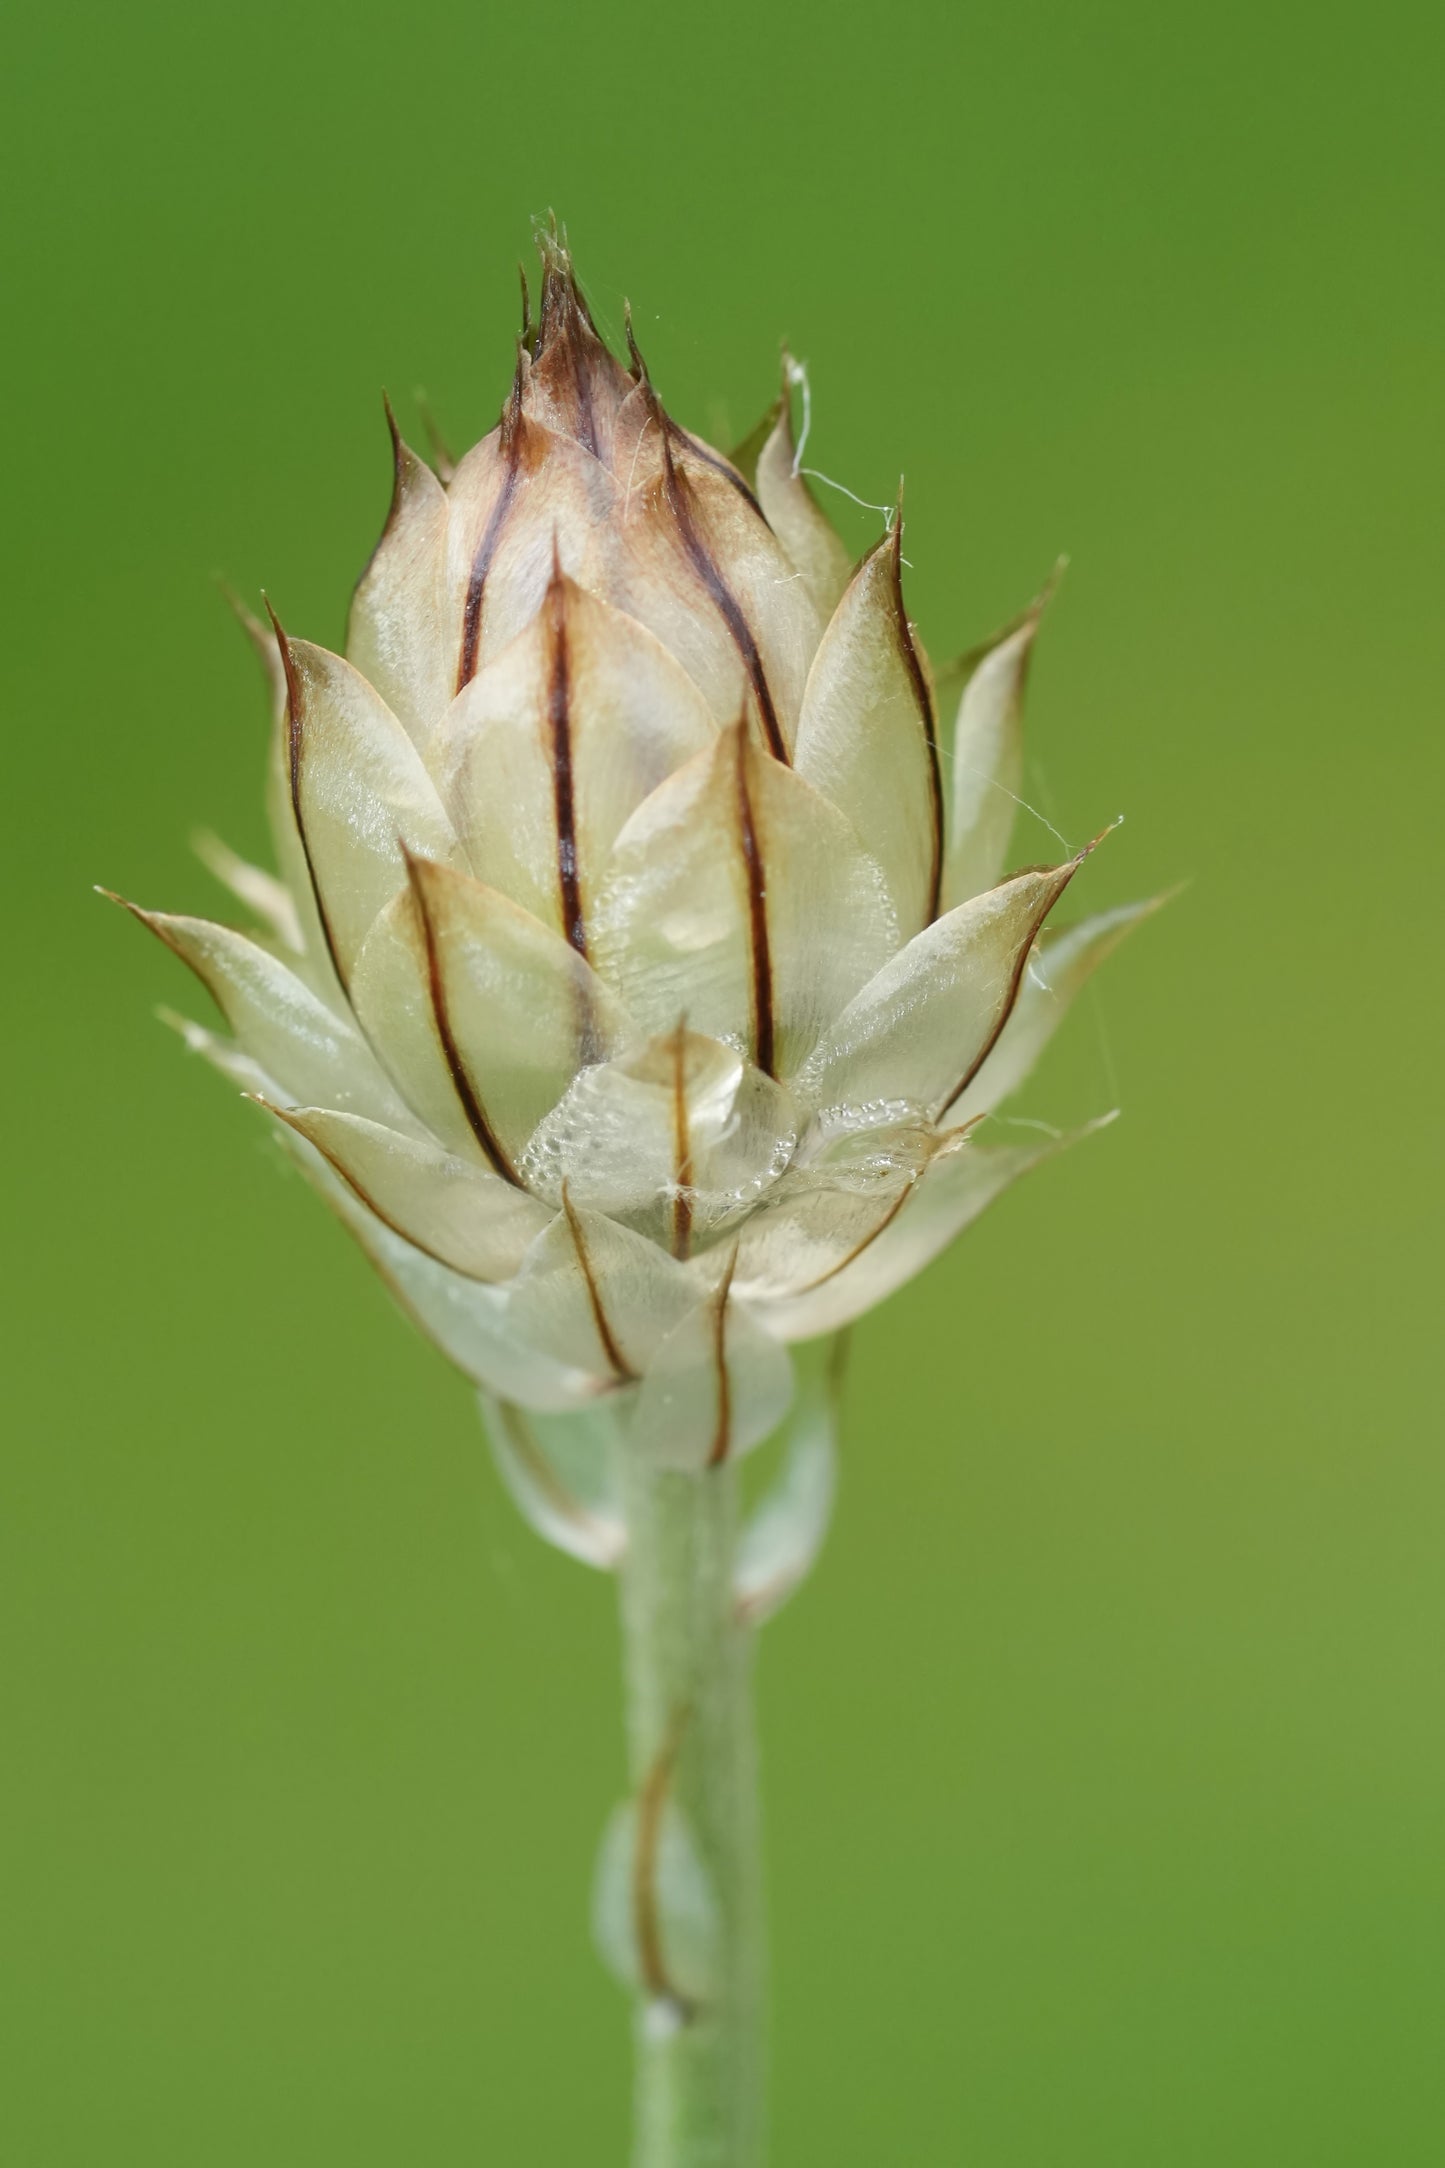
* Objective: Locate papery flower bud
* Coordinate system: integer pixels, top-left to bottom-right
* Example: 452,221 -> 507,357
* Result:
110,226 -> 1162,1542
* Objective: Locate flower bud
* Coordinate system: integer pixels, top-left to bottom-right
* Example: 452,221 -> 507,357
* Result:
113,228 -> 1162,1508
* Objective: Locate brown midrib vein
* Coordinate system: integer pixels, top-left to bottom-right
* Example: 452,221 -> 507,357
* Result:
792,1178 -> 918,1298
938,867 -> 1082,1117
669,1020 -> 694,1263
663,446 -> 788,763
272,609 -> 349,995
456,415 -> 524,692
632,1709 -> 692,2014
890,532 -> 945,921
497,1400 -> 618,1553
546,592 -> 588,957
562,1186 -> 637,1382
559,319 -> 601,460
733,731 -> 776,1079
269,1104 -> 509,1282
407,861 -> 523,1186
705,1251 -> 739,1470
666,417 -> 765,517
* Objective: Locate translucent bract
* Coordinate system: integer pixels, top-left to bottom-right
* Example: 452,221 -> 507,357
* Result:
116,233 -> 1160,1496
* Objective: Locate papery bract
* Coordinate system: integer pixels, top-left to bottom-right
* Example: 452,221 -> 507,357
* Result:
113,228 -> 1161,1545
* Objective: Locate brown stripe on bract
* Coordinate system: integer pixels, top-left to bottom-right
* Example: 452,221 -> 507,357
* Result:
623,300 -> 647,383
561,1184 -> 637,1383
494,1399 -> 621,1559
403,850 -> 523,1186
631,1707 -> 694,2019
267,601 -> 349,994
543,575 -> 588,958
659,421 -> 789,763
536,263 -> 603,461
101,892 -> 237,1024
218,579 -> 287,721
252,1097 -> 506,1284
665,415 -> 767,519
938,840 -> 1105,1117
732,727 -> 776,1079
456,366 -> 527,692
414,389 -> 457,485
887,515 -> 944,922
669,1019 -> 694,1263
788,1172 -> 921,1298
351,393 -> 409,594
705,1249 -> 740,1469
777,1123 -> 982,1302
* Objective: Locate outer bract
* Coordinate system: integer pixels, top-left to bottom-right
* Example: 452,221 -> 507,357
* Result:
114,232 -> 1160,1532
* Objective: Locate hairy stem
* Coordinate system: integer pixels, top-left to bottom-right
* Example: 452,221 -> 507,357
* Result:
616,1451 -> 766,2168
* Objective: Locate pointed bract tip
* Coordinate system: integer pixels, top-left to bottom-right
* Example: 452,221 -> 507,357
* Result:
397,836 -> 449,903
623,300 -> 649,381
155,1003 -> 208,1047
1027,554 -> 1069,625
375,391 -> 413,523
215,572 -> 257,628
504,341 -> 527,427
215,575 -> 276,654
411,387 -> 456,481
533,213 -> 598,344
259,593 -> 303,721
776,348 -> 810,451
98,888 -> 176,952
242,1091 -> 308,1136
96,883 -> 156,931
1075,814 -> 1125,865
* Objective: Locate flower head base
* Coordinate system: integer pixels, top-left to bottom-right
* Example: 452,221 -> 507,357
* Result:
112,228 -> 1161,1555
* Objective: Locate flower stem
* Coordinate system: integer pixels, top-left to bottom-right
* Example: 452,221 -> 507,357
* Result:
616,1450 -> 766,2168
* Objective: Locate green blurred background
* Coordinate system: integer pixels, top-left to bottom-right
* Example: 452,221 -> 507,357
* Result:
4,0 -> 1441,2160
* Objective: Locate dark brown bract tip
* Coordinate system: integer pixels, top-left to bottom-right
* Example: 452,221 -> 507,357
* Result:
412,388 -> 456,483
518,261 -> 535,352
261,594 -> 303,727
623,300 -> 649,383
216,576 -> 286,713
535,219 -> 599,345
1076,815 -> 1125,863
503,342 -> 528,434
870,509 -> 943,920
350,394 -> 414,587
215,574 -> 264,643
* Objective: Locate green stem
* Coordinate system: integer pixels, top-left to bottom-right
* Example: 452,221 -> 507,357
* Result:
616,1450 -> 766,2168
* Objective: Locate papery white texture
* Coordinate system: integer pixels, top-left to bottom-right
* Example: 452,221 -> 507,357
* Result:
113,227 -> 1159,1547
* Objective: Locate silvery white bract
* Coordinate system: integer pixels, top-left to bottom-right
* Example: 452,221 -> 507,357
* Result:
113,231 -> 1160,1551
